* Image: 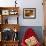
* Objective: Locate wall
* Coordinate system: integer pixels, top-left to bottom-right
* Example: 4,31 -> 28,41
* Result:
0,0 -> 44,26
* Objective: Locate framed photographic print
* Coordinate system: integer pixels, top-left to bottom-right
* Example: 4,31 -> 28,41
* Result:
2,10 -> 9,15
9,10 -> 15,15
23,8 -> 36,19
9,10 -> 18,15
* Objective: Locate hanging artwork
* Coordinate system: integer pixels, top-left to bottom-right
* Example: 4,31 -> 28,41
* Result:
2,10 -> 9,15
23,8 -> 36,19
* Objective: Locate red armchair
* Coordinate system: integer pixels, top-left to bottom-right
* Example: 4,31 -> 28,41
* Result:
21,28 -> 41,46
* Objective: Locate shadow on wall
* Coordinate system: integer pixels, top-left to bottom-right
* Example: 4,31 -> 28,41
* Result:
18,26 -> 44,44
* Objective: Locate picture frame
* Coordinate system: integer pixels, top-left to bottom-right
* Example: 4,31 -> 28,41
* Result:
23,8 -> 36,19
9,10 -> 18,15
2,10 -> 9,15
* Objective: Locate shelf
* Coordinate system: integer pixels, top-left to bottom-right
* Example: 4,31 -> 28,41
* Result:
0,24 -> 20,31
0,7 -> 19,24
0,7 -> 19,15
2,40 -> 19,43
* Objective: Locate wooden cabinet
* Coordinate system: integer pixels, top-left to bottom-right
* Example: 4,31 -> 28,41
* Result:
0,7 -> 19,24
0,7 -> 19,46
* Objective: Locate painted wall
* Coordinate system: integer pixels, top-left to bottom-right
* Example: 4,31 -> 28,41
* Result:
0,0 -> 44,26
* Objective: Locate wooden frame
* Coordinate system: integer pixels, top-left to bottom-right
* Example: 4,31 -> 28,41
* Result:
23,8 -> 36,19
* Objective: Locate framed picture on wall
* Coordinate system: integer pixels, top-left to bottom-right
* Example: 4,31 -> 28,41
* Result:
2,10 -> 9,15
23,8 -> 36,19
